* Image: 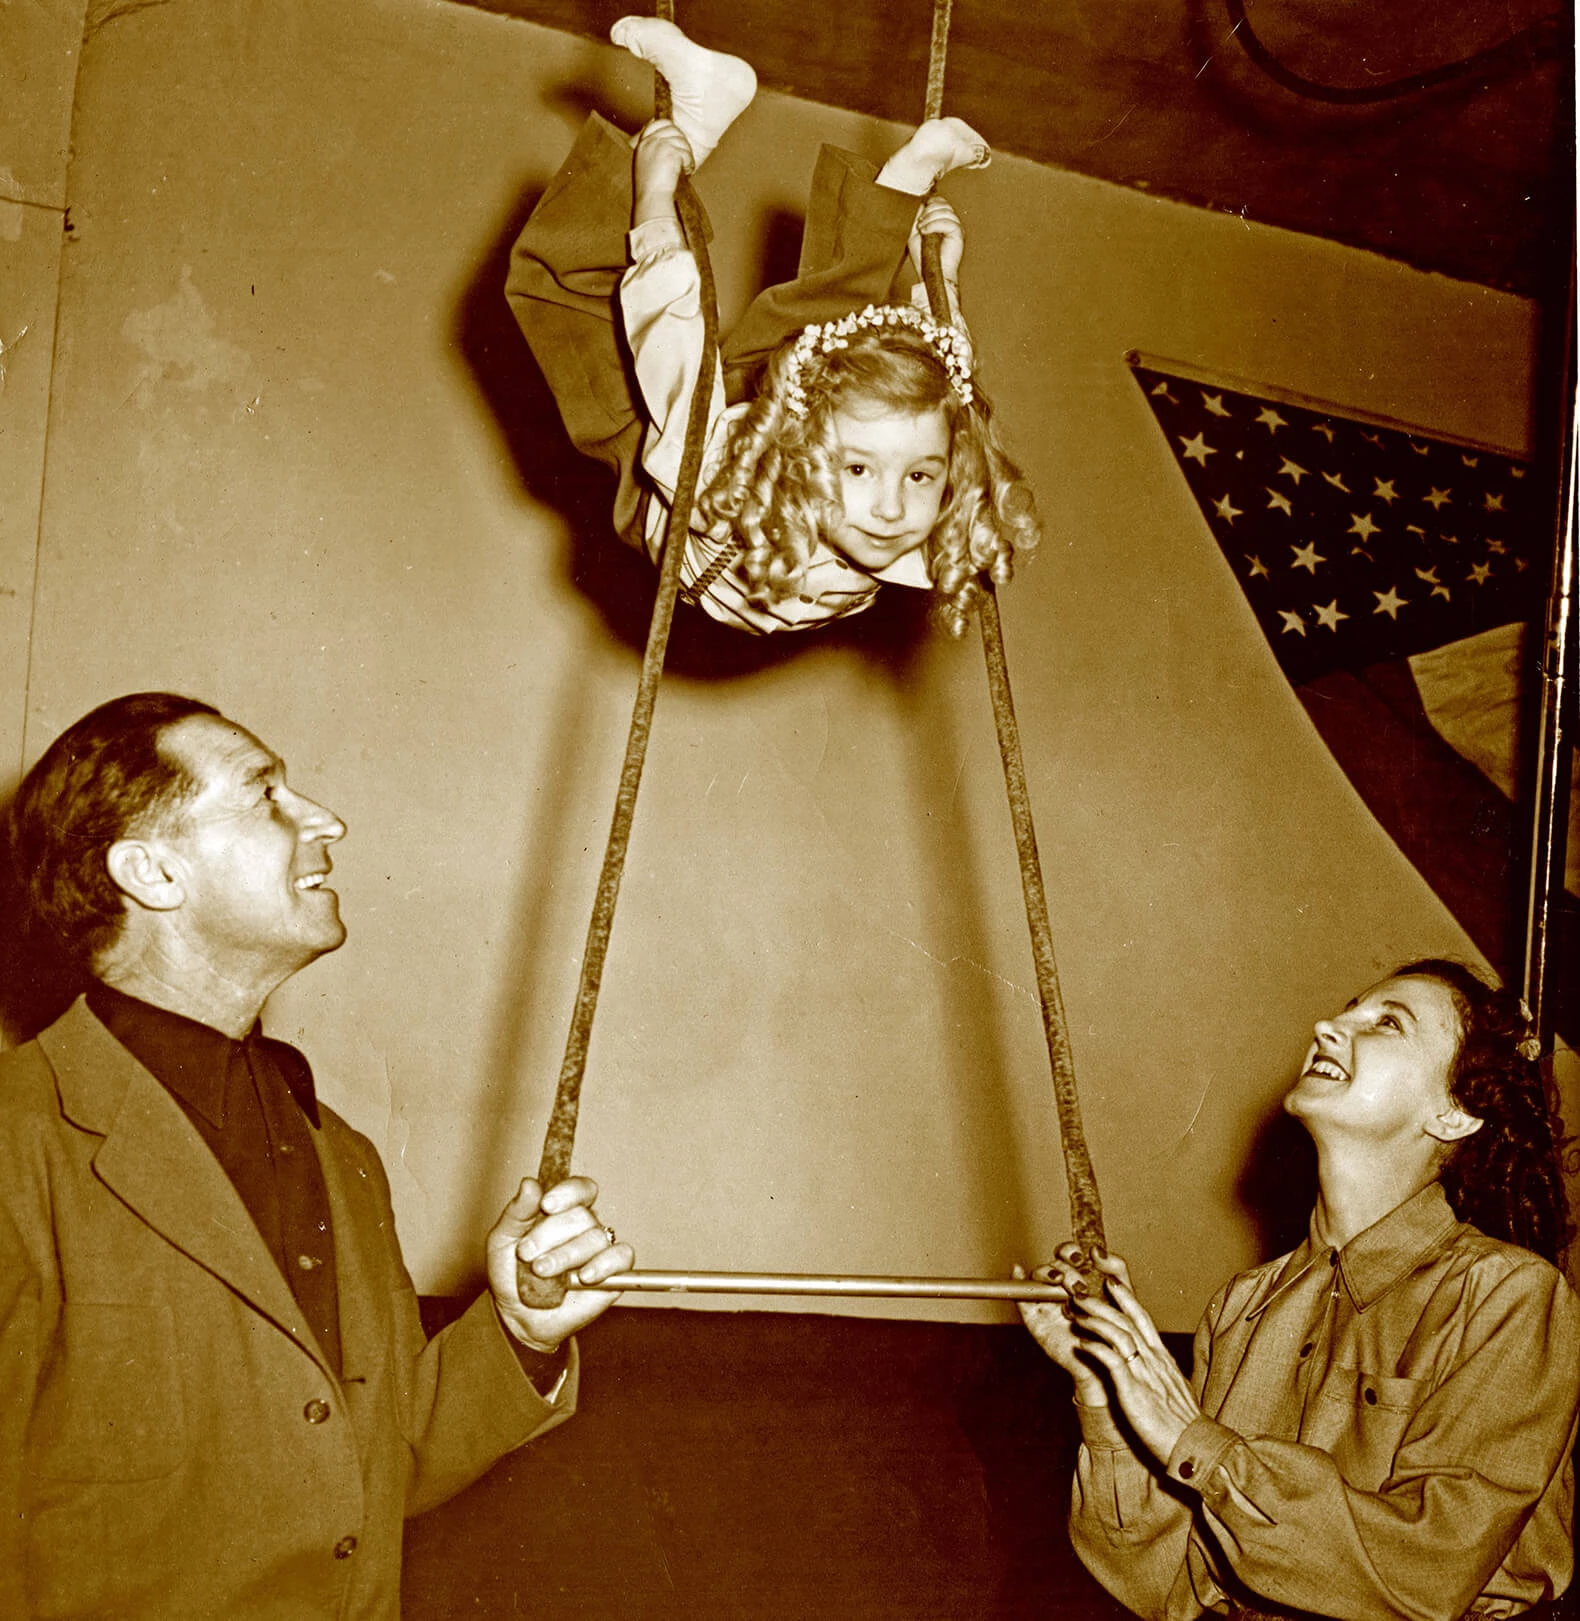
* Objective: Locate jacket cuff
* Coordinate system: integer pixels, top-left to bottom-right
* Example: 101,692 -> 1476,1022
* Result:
489,1299 -> 574,1404
509,1335 -> 573,1403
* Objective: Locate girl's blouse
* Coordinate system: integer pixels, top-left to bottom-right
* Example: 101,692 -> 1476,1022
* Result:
1069,1181 -> 1580,1621
621,217 -> 934,635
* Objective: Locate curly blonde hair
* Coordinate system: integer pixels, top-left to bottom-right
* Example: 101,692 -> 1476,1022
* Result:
699,321 -> 1039,636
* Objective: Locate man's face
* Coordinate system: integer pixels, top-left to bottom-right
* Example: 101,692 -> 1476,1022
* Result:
154,714 -> 347,984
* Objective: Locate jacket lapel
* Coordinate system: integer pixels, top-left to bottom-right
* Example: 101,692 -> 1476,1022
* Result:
309,1120 -> 384,1385
42,998 -> 335,1379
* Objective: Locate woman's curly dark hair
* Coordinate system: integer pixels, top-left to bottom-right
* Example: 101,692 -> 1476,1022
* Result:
1396,958 -> 1574,1265
698,319 -> 1039,637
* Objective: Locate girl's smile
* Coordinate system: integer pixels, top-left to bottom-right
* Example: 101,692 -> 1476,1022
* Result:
828,403 -> 950,571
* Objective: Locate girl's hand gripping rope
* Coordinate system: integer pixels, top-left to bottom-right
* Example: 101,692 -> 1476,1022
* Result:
633,118 -> 696,228
909,196 -> 965,286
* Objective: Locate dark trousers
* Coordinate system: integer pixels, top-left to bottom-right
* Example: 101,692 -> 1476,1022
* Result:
504,112 -> 921,545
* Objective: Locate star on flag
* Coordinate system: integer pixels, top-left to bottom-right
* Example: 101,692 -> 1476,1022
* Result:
1130,360 -> 1543,687
1127,357 -> 1570,1044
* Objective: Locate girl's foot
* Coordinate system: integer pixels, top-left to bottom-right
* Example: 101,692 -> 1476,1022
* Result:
877,118 -> 991,196
610,17 -> 757,168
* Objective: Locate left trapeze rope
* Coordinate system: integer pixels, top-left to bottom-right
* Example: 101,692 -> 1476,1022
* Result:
516,2 -> 719,1309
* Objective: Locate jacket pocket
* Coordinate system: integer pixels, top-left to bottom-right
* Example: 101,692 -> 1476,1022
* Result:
35,1301 -> 187,1482
1314,1364 -> 1424,1488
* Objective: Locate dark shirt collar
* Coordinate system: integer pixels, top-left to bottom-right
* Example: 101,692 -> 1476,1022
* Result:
86,981 -> 320,1129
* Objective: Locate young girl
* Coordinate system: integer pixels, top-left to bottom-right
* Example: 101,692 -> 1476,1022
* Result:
507,18 -> 1038,636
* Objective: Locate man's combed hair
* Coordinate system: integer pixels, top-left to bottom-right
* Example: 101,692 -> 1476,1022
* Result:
8,692 -> 219,971
699,323 -> 1040,636
1397,957 -> 1575,1265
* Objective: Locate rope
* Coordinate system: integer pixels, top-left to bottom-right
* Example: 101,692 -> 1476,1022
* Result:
917,0 -> 1106,1260
923,0 -> 953,122
522,7 -> 720,1305
977,595 -> 1106,1255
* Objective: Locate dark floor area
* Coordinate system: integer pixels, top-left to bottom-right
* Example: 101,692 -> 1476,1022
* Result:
403,1304 -> 1151,1619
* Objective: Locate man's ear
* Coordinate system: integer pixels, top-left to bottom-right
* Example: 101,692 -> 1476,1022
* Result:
105,838 -> 185,913
1425,1105 -> 1484,1146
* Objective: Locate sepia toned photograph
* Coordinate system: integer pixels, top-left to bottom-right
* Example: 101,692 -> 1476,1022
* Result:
1,1 -> 1575,1615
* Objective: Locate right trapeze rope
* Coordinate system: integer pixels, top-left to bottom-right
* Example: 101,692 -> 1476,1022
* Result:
916,0 -> 1107,1261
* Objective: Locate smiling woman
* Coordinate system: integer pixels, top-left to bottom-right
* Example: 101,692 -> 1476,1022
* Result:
1282,971 -> 1482,1172
1020,959 -> 1580,1621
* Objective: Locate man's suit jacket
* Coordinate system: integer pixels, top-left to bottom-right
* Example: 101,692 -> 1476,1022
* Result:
0,996 -> 577,1619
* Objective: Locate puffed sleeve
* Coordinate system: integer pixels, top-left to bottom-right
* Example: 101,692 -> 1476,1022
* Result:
619,219 -> 730,561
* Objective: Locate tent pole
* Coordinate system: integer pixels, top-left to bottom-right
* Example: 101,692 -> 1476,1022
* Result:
1522,246 -> 1578,1050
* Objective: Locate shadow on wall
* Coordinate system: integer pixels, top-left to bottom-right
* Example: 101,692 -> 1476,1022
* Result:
0,784 -> 87,1048
892,661 -> 1038,1264
453,662 -> 627,1259
1236,1100 -> 1319,1260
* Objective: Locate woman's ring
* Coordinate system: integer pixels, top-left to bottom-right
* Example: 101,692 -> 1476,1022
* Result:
1125,1347 -> 1141,1364
601,1226 -> 617,1247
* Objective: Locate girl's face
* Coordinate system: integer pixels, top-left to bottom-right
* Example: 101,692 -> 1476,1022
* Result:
827,402 -> 950,571
1283,974 -> 1471,1149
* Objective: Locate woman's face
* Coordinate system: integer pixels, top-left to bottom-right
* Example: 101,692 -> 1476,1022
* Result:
1283,974 -> 1471,1149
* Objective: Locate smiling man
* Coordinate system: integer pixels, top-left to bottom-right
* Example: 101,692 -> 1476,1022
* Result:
0,692 -> 631,1620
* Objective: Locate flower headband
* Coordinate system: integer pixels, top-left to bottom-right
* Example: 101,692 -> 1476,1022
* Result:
783,303 -> 974,417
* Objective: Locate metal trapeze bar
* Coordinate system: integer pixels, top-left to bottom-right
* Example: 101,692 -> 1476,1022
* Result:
578,1270 -> 1064,1301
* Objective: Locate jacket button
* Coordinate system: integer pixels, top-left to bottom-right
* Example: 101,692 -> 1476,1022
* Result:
334,1535 -> 358,1559
1178,1459 -> 1195,1480
304,1399 -> 331,1424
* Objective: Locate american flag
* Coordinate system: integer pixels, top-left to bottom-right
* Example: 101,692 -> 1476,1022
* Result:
1129,360 -> 1548,687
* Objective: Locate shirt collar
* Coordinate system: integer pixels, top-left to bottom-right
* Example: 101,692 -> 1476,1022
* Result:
806,543 -> 934,591
871,547 -> 934,589
85,981 -> 320,1129
1247,1181 -> 1460,1320
1327,1181 -> 1460,1309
